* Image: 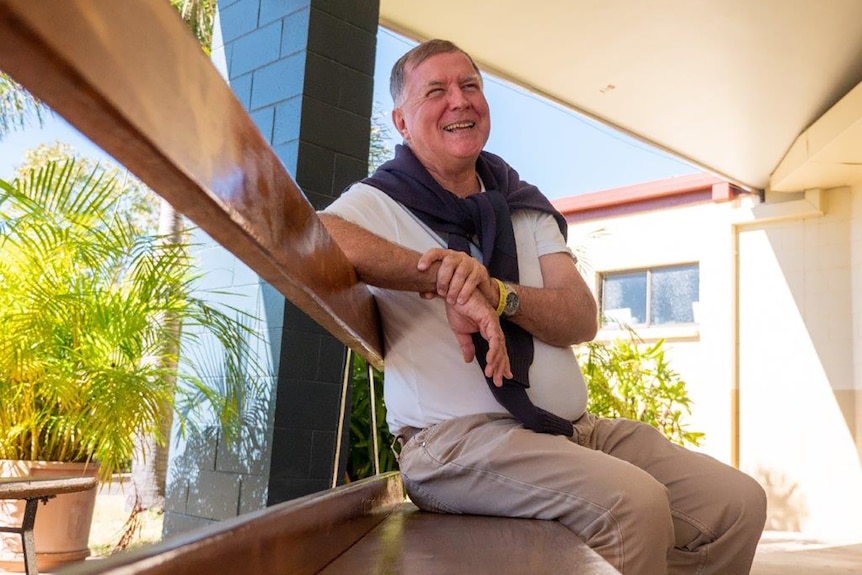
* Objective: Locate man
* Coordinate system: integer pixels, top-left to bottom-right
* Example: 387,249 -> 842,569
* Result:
321,39 -> 766,574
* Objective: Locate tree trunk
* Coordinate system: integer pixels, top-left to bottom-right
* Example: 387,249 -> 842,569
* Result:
128,199 -> 183,511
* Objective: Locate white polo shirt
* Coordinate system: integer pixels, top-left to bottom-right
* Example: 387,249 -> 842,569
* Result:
324,182 -> 588,435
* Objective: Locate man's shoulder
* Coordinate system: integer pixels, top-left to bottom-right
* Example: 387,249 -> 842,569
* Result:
322,181 -> 418,233
325,181 -> 390,212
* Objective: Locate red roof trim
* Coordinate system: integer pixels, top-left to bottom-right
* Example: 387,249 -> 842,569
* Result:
552,173 -> 745,222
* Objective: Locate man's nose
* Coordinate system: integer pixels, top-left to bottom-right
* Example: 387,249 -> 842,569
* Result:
447,87 -> 471,109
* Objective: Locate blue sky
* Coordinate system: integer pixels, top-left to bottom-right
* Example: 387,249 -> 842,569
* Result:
0,27 -> 698,200
373,29 -> 699,199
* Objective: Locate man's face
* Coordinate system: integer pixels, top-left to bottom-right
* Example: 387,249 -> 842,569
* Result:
393,51 -> 491,171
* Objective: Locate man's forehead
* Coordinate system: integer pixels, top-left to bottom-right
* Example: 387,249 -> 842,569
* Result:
405,52 -> 476,76
419,72 -> 481,86
406,52 -> 477,82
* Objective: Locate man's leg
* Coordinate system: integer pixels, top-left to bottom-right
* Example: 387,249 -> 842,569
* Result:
398,413 -> 674,575
576,414 -> 767,574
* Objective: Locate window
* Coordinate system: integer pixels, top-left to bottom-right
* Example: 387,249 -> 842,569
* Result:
600,264 -> 699,328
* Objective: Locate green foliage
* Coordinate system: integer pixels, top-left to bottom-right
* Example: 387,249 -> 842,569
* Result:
0,159 -> 262,481
346,355 -> 397,481
170,0 -> 216,55
15,142 -> 161,234
578,329 -> 704,447
368,104 -> 395,175
0,71 -> 48,140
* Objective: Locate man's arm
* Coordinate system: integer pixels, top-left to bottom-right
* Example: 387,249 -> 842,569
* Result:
418,248 -> 598,348
321,213 -> 497,301
319,213 -> 437,292
508,252 -> 598,347
319,212 -> 511,384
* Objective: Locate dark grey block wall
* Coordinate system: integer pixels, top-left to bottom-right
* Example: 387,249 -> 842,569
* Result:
163,0 -> 379,536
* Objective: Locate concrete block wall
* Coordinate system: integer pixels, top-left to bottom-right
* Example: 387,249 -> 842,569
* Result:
163,0 -> 378,536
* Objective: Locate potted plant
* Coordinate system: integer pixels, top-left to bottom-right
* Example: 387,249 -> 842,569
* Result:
0,159 -> 260,570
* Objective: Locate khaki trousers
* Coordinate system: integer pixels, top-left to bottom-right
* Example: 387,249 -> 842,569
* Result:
398,413 -> 766,575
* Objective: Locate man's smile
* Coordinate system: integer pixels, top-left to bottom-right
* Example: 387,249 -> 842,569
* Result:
443,121 -> 475,132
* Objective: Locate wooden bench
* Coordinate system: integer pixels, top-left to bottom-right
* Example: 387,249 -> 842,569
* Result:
56,473 -> 616,575
0,2 -> 616,573
0,477 -> 98,575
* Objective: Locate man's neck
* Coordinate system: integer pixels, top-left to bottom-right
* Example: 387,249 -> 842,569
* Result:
425,163 -> 481,198
407,145 -> 482,198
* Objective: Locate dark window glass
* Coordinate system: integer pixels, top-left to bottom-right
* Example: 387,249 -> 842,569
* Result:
650,265 -> 699,324
601,271 -> 647,325
601,264 -> 699,328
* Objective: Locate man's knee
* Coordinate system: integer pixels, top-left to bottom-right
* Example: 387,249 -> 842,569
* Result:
615,472 -> 675,542
736,472 -> 767,533
608,476 -> 675,572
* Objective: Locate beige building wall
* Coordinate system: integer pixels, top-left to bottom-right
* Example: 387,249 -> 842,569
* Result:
570,200 -> 738,463
854,184 -> 862,464
566,185 -> 862,538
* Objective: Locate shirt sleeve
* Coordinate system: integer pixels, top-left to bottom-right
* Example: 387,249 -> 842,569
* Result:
534,212 -> 578,262
322,183 -> 402,243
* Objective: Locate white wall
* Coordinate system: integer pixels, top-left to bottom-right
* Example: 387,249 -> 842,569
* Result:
567,186 -> 862,537
736,187 -> 862,537
568,199 -> 741,463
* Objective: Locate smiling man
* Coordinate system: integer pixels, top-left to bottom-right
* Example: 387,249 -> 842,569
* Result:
319,39 -> 766,574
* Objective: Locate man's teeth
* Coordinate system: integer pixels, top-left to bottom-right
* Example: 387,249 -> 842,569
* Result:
443,121 -> 475,132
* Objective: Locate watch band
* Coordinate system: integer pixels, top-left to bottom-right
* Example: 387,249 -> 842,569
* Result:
493,278 -> 507,316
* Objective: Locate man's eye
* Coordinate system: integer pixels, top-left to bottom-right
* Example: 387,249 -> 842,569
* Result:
463,83 -> 479,91
427,88 -> 445,97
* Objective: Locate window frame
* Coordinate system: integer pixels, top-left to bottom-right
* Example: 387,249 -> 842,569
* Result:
598,262 -> 700,331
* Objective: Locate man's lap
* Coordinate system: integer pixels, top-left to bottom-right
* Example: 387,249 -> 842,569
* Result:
398,411 -> 751,545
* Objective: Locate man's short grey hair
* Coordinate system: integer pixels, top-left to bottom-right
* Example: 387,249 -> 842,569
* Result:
389,39 -> 482,106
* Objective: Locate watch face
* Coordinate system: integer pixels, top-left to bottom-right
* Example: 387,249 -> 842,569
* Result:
503,288 -> 519,316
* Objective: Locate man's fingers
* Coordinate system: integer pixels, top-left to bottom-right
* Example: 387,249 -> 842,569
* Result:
455,332 -> 476,363
417,248 -> 446,271
419,248 -> 489,304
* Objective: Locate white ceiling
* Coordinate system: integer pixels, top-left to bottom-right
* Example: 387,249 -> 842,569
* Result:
379,0 -> 862,193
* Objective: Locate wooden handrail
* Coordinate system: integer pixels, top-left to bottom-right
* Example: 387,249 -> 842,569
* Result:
0,0 -> 383,370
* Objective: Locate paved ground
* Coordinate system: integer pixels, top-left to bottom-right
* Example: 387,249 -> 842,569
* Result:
752,532 -> 862,574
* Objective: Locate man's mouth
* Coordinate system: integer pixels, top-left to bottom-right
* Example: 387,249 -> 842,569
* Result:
443,121 -> 475,132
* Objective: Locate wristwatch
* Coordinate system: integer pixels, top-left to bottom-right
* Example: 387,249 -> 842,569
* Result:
501,282 -> 520,317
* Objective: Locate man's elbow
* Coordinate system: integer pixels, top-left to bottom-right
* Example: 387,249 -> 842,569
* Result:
572,300 -> 598,344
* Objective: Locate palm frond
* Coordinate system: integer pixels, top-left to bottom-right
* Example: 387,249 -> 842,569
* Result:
0,72 -> 50,139
1,158 -> 269,481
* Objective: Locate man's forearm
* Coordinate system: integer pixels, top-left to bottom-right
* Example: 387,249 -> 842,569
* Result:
505,283 -> 598,347
320,213 -> 438,292
321,213 -> 498,301
492,251 -> 598,348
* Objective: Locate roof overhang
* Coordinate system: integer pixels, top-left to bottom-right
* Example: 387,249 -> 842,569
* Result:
380,0 -> 862,193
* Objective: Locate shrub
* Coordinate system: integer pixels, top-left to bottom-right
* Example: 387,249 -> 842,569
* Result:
578,331 -> 704,447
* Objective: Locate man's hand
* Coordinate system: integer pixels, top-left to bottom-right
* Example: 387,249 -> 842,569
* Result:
418,248 -> 496,306
444,291 -> 511,387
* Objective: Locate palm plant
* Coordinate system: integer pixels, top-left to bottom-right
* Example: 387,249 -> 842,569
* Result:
578,327 -> 704,447
346,356 -> 395,481
0,159 -> 261,482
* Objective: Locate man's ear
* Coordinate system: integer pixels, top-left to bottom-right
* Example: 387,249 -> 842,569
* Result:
392,107 -> 409,141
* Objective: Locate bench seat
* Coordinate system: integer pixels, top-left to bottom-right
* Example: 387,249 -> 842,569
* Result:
59,472 -> 616,575
321,501 -> 618,574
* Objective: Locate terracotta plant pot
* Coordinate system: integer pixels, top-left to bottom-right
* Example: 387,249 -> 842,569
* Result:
0,460 -> 99,572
